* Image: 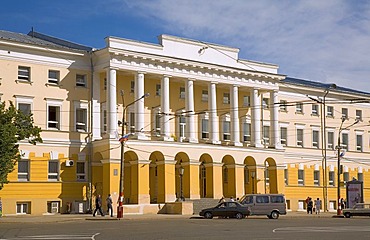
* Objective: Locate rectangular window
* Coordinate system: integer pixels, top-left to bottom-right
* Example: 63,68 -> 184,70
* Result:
312,104 -> 319,115
343,172 -> 349,186
243,96 -> 250,107
76,162 -> 86,181
223,120 -> 231,140
243,122 -> 251,142
312,130 -> 319,148
297,129 -> 304,147
356,134 -> 363,152
18,103 -> 31,115
329,171 -> 335,186
341,133 -> 348,150
327,132 -> 334,150
327,106 -> 334,117
16,202 -> 29,214
284,169 -> 288,185
223,93 -> 230,104
76,108 -> 87,132
202,90 -> 208,102
262,98 -> 269,109
263,126 -> 270,145
154,111 -> 161,136
296,103 -> 303,113
280,100 -> 287,111
156,84 -> 161,96
130,81 -> 135,93
103,109 -> 107,132
180,87 -> 185,99
298,169 -> 304,185
265,168 -> 269,185
48,106 -> 60,130
18,66 -> 30,81
179,116 -> 186,138
358,172 -> 363,182
356,110 -> 362,121
48,70 -> 60,84
342,108 -> 348,119
129,112 -> 135,133
201,119 -> 209,139
76,74 -> 86,87
18,160 -> 29,181
314,170 -> 320,186
280,127 -> 287,146
104,78 -> 107,90
48,160 -> 59,181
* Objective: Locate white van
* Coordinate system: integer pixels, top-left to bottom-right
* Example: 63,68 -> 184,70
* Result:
239,194 -> 287,219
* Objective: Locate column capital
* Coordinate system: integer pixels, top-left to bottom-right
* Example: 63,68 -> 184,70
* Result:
137,71 -> 146,75
187,78 -> 197,82
163,74 -> 172,78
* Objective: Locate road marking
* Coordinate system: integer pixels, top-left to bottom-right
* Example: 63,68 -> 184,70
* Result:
273,226 -> 370,233
1,233 -> 100,240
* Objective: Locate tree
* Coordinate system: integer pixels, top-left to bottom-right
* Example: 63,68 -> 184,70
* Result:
0,101 -> 42,190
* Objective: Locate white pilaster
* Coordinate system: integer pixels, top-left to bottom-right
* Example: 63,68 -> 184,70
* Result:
251,88 -> 263,148
107,68 -> 117,139
135,72 -> 148,140
270,90 -> 282,149
231,85 -> 242,146
92,72 -> 101,140
161,75 -> 172,141
209,82 -> 220,144
185,78 -> 198,143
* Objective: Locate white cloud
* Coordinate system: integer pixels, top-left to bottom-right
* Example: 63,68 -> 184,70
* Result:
121,0 -> 370,93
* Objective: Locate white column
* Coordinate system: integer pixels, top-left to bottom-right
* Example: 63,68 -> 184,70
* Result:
231,85 -> 242,146
92,72 -> 101,140
185,78 -> 198,143
161,75 -> 172,141
251,88 -> 263,148
135,72 -> 147,140
209,82 -> 220,144
269,90 -> 282,149
107,68 -> 117,139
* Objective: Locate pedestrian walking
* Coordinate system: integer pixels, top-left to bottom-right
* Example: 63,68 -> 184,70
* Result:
314,198 -> 321,214
106,194 -> 113,217
93,194 -> 104,217
307,197 -> 313,214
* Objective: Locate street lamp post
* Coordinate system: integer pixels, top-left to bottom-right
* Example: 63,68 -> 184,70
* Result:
178,166 -> 185,201
117,91 -> 149,219
336,117 -> 359,216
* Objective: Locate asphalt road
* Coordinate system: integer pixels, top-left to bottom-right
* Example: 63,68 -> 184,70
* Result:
1,216 -> 370,240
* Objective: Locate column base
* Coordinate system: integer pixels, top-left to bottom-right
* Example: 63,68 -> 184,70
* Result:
208,140 -> 221,145
231,141 -> 243,147
184,138 -> 199,143
251,142 -> 264,148
162,136 -> 174,142
270,143 -> 284,149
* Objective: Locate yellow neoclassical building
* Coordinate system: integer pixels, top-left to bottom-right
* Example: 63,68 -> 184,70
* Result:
0,29 -> 369,215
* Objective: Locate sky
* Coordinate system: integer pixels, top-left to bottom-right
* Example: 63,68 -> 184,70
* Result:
1,0 -> 370,93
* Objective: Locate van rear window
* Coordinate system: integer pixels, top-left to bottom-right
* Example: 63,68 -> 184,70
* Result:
271,196 -> 285,203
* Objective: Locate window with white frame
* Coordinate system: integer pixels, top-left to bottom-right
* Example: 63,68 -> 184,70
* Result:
222,114 -> 231,141
298,169 -> 304,185
356,110 -> 362,121
16,202 -> 29,214
75,101 -> 88,132
327,131 -> 334,150
18,160 -> 29,181
243,122 -> 251,143
48,160 -> 59,181
48,70 -> 60,85
156,84 -> 161,96
243,96 -> 250,107
223,93 -> 230,104
342,108 -> 348,119
314,170 -> 320,186
341,132 -> 349,150
101,103 -> 107,133
152,107 -> 161,136
327,106 -> 334,117
179,87 -> 185,99
76,161 -> 86,181
263,125 -> 270,146
76,74 -> 86,87
201,113 -> 209,139
280,127 -> 287,146
179,114 -> 186,140
202,90 -> 208,102
130,81 -> 135,93
296,128 -> 304,147
15,96 -> 33,116
329,170 -> 335,186
280,100 -> 287,111
296,103 -> 303,113
356,134 -> 363,152
312,129 -> 319,148
312,104 -> 319,116
18,66 -> 31,81
47,99 -> 62,130
262,98 -> 269,109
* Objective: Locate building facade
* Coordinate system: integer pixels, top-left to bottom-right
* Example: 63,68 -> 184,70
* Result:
0,30 -> 369,215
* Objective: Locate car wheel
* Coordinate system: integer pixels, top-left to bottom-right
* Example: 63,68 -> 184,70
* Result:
204,212 -> 213,219
344,212 -> 351,218
235,212 -> 243,219
270,211 -> 279,219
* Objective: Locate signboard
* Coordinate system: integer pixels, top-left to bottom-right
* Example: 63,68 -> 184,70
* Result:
346,179 -> 363,209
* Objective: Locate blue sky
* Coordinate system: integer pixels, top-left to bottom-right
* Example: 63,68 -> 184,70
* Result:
2,0 -> 370,93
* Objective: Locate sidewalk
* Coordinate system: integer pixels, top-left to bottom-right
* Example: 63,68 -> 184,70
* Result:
0,211 -> 338,223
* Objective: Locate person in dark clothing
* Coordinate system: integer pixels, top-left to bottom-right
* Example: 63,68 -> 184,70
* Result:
307,197 -> 313,214
106,194 -> 113,217
93,194 -> 104,217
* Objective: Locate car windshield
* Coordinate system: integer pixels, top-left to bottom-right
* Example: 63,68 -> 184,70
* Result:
239,196 -> 253,204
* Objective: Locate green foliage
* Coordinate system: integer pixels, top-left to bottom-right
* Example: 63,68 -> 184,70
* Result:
0,101 -> 42,190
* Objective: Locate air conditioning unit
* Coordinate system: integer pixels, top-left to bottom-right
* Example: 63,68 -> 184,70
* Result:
65,160 -> 74,167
